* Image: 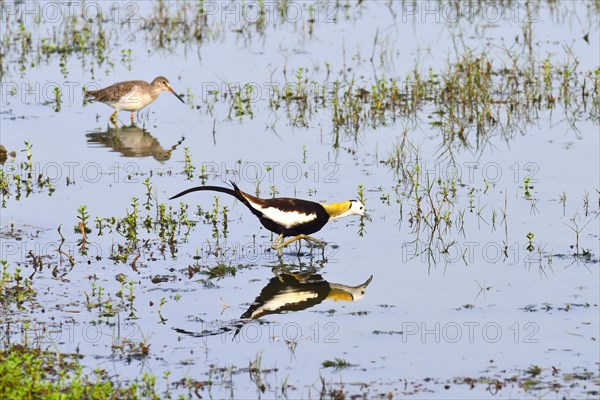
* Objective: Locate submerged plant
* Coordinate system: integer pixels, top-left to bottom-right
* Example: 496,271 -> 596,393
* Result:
526,232 -> 535,252
183,147 -> 195,180
357,185 -> 367,236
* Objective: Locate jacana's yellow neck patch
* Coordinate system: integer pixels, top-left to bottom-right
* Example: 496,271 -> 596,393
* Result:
327,288 -> 354,302
322,201 -> 351,219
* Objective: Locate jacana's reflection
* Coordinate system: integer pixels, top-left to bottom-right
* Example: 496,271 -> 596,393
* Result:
241,271 -> 372,319
174,270 -> 373,339
86,125 -> 184,161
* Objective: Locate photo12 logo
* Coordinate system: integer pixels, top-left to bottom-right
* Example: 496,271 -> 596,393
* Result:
197,320 -> 341,344
402,240 -> 522,265
0,321 -> 144,346
401,321 -> 539,344
400,1 -> 539,24
193,240 -> 340,264
193,1 -> 339,24
1,160 -> 144,185
1,240 -> 102,263
1,2 -> 139,24
201,161 -> 340,185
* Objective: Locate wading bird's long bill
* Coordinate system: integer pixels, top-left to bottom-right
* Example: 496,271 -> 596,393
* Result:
166,85 -> 185,103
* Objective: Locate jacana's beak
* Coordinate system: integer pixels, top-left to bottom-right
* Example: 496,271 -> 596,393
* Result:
167,85 -> 185,104
328,275 -> 373,301
360,275 -> 373,288
362,213 -> 372,222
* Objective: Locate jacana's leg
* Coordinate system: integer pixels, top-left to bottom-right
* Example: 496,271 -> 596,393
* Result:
306,236 -> 326,257
276,234 -> 324,253
291,272 -> 310,282
301,235 -> 325,249
270,234 -> 285,256
301,236 -> 314,254
270,234 -> 284,250
271,266 -> 284,282
277,235 -> 303,249
274,235 -> 300,254
109,111 -> 118,127
130,112 -> 135,125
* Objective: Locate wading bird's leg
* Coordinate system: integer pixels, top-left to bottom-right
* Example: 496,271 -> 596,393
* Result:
109,111 -> 119,127
130,112 -> 135,125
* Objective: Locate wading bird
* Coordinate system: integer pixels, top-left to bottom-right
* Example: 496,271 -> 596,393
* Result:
85,76 -> 184,127
169,182 -> 368,254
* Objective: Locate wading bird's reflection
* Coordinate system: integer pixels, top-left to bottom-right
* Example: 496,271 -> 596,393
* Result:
174,270 -> 373,339
86,125 -> 184,161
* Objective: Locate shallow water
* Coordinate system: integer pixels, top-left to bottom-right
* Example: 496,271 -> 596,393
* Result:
1,1 -> 599,398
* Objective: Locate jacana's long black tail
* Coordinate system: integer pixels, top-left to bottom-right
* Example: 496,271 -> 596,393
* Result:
169,184 -> 243,202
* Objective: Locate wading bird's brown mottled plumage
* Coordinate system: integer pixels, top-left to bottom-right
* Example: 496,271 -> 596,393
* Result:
85,76 -> 184,126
